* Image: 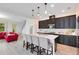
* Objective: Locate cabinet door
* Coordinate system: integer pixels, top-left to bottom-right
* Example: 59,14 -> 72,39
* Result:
62,36 -> 76,47
78,21 -> 79,29
61,17 -> 65,29
45,20 -> 49,28
69,15 -> 76,28
59,18 -> 62,28
58,35 -> 64,44
63,36 -> 69,45
78,16 -> 79,29
55,18 -> 60,28
64,17 -> 70,28
39,21 -> 45,28
39,21 -> 42,28
57,35 -> 76,47
68,36 -> 76,47
59,35 -> 70,45
55,19 -> 57,28
39,20 -> 49,28
78,36 -> 79,48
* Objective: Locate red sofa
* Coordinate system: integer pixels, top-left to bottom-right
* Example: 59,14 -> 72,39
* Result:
0,32 -> 6,39
5,32 -> 18,42
0,32 -> 19,42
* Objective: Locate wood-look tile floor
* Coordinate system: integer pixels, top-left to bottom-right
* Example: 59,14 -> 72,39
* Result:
0,39 -> 37,55
55,52 -> 65,55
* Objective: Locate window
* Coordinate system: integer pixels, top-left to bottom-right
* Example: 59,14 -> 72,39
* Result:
12,24 -> 16,32
0,23 -> 5,32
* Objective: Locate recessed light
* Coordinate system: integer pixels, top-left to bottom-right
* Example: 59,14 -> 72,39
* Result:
45,10 -> 48,14
49,14 -> 51,16
62,10 -> 65,13
50,4 -> 55,8
37,13 -> 40,16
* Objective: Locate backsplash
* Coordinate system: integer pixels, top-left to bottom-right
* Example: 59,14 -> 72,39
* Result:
38,29 -> 75,34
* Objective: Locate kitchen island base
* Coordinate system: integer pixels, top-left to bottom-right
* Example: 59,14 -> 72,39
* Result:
56,44 -> 79,55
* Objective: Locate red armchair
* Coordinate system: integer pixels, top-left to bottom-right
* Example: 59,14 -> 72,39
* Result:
5,32 -> 18,42
0,32 -> 6,39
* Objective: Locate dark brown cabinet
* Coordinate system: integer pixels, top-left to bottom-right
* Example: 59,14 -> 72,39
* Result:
39,20 -> 49,28
55,15 -> 76,28
39,15 -> 76,29
77,16 -> 79,28
69,15 -> 76,28
55,18 -> 60,28
55,35 -> 77,47
39,19 -> 55,28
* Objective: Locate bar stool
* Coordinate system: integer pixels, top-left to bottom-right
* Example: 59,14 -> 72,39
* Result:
25,35 -> 33,53
23,34 -> 27,48
31,36 -> 39,54
39,37 -> 53,55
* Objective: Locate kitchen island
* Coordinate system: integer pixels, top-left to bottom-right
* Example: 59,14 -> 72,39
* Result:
37,30 -> 79,55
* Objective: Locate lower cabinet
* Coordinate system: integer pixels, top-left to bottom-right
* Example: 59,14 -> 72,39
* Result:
56,35 -> 77,47
55,35 -> 79,55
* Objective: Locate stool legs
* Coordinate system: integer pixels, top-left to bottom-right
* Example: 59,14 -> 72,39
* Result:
30,44 -> 34,53
23,40 -> 25,48
26,42 -> 29,50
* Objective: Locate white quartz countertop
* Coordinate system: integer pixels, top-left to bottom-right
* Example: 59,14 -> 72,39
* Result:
37,29 -> 77,36
38,32 -> 77,36
28,34 -> 58,39
25,33 -> 59,44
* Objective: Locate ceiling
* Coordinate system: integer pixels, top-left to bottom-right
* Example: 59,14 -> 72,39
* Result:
0,3 -> 78,19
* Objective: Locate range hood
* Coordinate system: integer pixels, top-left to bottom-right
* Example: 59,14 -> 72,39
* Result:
49,15 -> 55,20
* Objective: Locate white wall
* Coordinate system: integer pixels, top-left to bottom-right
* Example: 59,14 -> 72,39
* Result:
22,18 -> 40,35
16,20 -> 26,34
0,18 -> 26,34
22,18 -> 34,34
7,22 -> 12,32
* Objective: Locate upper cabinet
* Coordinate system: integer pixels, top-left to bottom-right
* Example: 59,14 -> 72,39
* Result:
39,19 -> 55,28
39,19 -> 49,28
69,15 -> 76,28
39,15 -> 76,29
77,16 -> 79,29
55,15 -> 76,28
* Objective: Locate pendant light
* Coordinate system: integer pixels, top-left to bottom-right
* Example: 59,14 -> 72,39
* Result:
32,9 -> 34,17
44,3 -> 48,14
37,6 -> 40,16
